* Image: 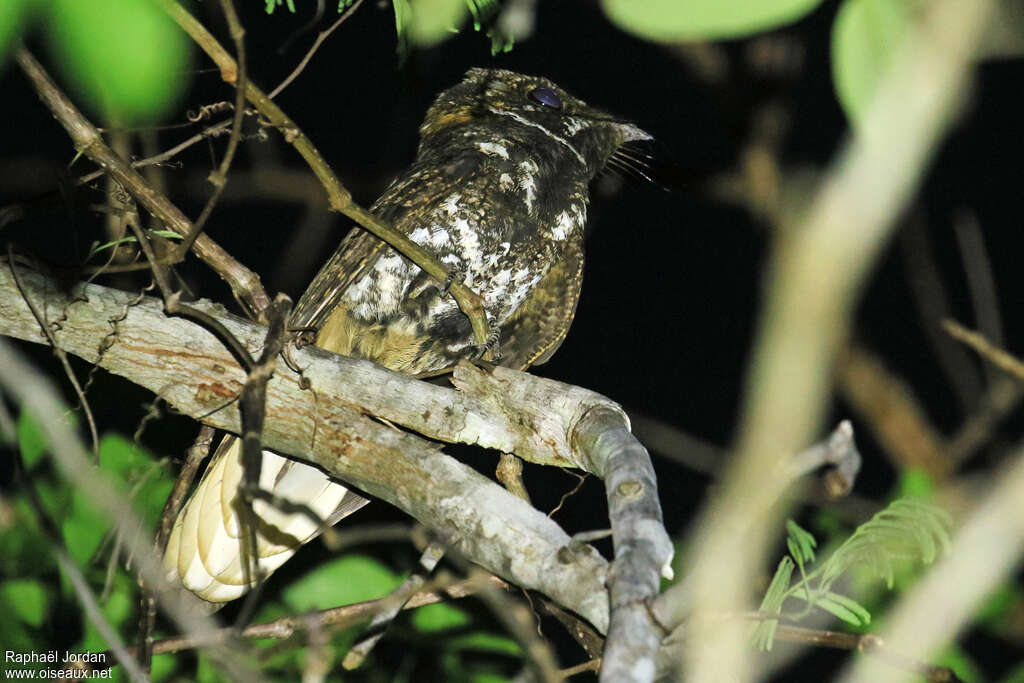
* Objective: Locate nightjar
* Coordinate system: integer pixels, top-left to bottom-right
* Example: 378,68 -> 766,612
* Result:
163,67 -> 651,602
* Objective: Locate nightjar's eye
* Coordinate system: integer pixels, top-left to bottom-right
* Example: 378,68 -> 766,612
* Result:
529,87 -> 563,109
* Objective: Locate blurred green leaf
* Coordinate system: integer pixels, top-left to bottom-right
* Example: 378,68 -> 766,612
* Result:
974,582 -> 1023,625
449,631 -> 522,656
752,556 -> 793,651
18,412 -> 47,468
0,578 -> 49,627
831,0 -> 913,126
469,674 -> 512,683
46,0 -> 191,124
283,555 -> 400,611
407,0 -> 468,47
78,573 -> 133,652
896,467 -> 936,499
98,432 -> 155,481
0,0 -> 35,61
411,602 -> 471,632
601,0 -> 825,42
62,491 -> 107,565
935,644 -> 983,683
150,652 -> 178,682
196,652 -> 219,683
1001,660 -> 1024,683
816,591 -> 871,626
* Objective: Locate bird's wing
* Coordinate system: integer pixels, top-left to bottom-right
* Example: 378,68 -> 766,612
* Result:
497,236 -> 584,371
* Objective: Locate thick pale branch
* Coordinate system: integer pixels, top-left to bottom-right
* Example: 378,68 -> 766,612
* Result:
573,407 -> 672,683
0,264 -> 616,630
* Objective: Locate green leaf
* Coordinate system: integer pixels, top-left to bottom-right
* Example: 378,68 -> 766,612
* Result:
816,499 -> 951,592
407,0 -> 469,47
0,0 -> 35,61
786,519 -> 817,568
17,412 -> 47,468
62,491 -> 107,565
831,0 -> 914,126
86,229 -> 182,261
78,574 -> 135,652
411,602 -> 472,632
0,579 -> 49,627
896,467 -> 935,499
816,591 -> 871,626
283,555 -> 401,611
265,0 -> 297,13
449,632 -> 522,656
601,0 -> 825,42
150,652 -> 178,682
46,0 -> 191,124
753,557 -> 793,651
935,644 -> 983,683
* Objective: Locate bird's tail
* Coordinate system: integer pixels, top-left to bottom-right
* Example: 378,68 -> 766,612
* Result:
163,436 -> 368,603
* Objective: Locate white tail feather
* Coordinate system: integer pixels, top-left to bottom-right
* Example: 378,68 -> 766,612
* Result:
163,437 -> 359,602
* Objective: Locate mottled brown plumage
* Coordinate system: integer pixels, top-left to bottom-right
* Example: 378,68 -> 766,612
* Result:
163,68 -> 649,602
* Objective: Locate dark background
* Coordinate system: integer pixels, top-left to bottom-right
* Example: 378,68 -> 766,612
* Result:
3,0 -> 1023,679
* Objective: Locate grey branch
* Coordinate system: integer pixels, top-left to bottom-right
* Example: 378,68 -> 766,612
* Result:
574,407 -> 673,683
1,263 -> 670,651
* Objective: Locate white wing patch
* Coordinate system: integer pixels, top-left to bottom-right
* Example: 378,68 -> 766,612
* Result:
519,160 -> 539,212
477,141 -> 510,159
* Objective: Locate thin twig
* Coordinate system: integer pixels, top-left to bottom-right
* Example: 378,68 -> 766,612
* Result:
233,294 -> 292,632
953,211 -> 1003,357
268,0 -> 365,100
0,338 -> 264,681
342,541 -> 446,669
159,0 -> 492,347
12,429 -> 148,682
14,46 -> 272,318
762,623 -> 965,683
177,0 -> 248,255
121,573 -> 506,660
559,658 -> 602,679
137,425 -> 215,675
837,344 -> 948,480
943,319 -> 1024,381
6,246 -> 99,458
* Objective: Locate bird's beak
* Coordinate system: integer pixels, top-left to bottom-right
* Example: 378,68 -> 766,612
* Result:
619,122 -> 653,143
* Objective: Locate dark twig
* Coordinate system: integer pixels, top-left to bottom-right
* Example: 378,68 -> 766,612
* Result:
268,0 -> 365,100
766,623 -> 964,683
14,46 -> 271,318
343,541 -> 446,669
538,599 -> 604,659
559,658 -> 602,679
953,211 -> 1003,365
137,425 -> 215,675
944,319 -> 1024,382
159,0 -> 492,347
115,573 -> 507,660
838,344 -> 948,480
470,568 -> 563,683
177,0 -> 248,255
6,245 -> 99,458
234,294 -> 292,632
